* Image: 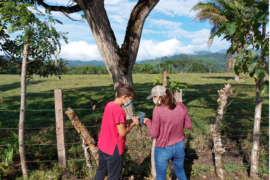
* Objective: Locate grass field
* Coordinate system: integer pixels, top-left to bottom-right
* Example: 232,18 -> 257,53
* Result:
0,73 -> 269,180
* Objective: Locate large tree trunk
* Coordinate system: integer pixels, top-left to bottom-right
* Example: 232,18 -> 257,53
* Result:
37,0 -> 159,118
250,17 -> 266,179
19,40 -> 30,178
211,84 -> 233,180
74,0 -> 159,118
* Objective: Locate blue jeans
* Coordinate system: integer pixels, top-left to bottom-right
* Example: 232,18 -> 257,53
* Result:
155,140 -> 187,180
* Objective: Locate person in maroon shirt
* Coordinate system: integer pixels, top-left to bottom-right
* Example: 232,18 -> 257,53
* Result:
143,85 -> 192,180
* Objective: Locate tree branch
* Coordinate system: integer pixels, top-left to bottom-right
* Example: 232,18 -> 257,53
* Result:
37,0 -> 82,13
121,0 -> 159,73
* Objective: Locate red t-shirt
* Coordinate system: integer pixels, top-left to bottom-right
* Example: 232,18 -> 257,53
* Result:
97,102 -> 127,155
145,102 -> 192,148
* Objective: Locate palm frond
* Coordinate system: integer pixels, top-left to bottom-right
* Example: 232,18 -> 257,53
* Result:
207,38 -> 214,49
191,1 -> 228,24
210,24 -> 220,35
194,11 -> 228,25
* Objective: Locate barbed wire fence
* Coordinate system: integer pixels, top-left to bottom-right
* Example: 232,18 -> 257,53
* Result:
0,89 -> 269,173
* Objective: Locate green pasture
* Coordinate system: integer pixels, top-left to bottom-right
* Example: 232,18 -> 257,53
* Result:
0,73 -> 269,179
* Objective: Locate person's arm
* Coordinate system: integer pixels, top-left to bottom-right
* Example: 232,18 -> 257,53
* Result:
180,103 -> 192,129
117,117 -> 139,137
144,108 -> 160,138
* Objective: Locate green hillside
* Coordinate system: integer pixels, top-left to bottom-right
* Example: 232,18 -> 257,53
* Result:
142,53 -> 229,71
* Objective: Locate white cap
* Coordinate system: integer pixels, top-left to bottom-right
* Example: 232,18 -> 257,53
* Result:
146,85 -> 166,99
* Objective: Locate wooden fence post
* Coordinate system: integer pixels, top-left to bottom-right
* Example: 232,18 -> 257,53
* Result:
174,89 -> 182,102
54,89 -> 67,168
210,84 -> 233,180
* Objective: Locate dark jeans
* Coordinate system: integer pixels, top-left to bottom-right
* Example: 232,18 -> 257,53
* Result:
94,146 -> 123,180
155,140 -> 187,180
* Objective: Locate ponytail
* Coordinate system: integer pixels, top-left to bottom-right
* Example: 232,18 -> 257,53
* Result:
161,89 -> 176,110
115,84 -> 134,98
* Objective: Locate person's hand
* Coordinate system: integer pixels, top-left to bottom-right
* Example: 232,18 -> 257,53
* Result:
132,116 -> 139,126
143,118 -> 150,124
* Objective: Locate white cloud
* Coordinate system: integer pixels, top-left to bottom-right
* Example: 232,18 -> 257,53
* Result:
44,0 -> 71,6
105,0 -> 126,5
143,29 -> 165,34
60,41 -> 102,60
167,28 -> 209,39
153,0 -> 199,17
137,38 -> 206,60
53,23 -> 93,42
58,35 -> 230,61
58,38 -> 207,61
147,19 -> 183,29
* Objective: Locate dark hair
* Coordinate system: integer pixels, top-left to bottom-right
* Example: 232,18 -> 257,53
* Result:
161,89 -> 176,110
115,84 -> 134,98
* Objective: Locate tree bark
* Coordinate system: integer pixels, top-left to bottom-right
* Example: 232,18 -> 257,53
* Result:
54,52 -> 61,81
162,70 -> 168,87
210,124 -> 224,180
74,0 -> 158,118
151,138 -> 156,180
65,108 -> 99,166
19,40 -> 30,178
211,84 -> 233,180
82,137 -> 92,168
227,54 -> 233,74
38,0 -> 159,118
250,79 -> 263,179
250,17 -> 266,179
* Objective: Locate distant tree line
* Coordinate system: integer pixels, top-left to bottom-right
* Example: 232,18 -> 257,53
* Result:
134,59 -> 223,74
66,65 -> 109,75
1,58 -> 227,75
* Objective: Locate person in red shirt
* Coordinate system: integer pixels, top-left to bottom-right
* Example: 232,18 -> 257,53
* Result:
143,85 -> 192,180
94,84 -> 139,180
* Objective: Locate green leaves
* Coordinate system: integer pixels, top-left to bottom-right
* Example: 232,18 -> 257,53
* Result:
235,1 -> 245,11
153,76 -> 162,86
0,1 -> 68,79
248,62 -> 259,74
260,80 -> 269,96
210,0 -> 268,86
226,22 -> 238,35
254,67 -> 265,80
170,80 -> 187,90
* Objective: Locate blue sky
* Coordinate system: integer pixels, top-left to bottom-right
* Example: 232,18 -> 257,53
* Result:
36,0 -> 232,61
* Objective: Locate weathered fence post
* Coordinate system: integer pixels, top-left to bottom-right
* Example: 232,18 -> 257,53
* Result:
211,84 -> 233,180
151,138 -> 156,180
54,89 -> 67,168
174,89 -> 182,102
65,107 -> 99,166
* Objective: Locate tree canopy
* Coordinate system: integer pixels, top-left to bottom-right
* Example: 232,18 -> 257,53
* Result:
0,0 -> 68,79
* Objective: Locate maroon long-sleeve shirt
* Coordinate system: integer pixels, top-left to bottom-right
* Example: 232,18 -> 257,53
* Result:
145,102 -> 192,148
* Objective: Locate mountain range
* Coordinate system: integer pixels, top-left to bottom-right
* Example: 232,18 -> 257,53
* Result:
64,49 -> 229,70
1,49 -> 233,71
